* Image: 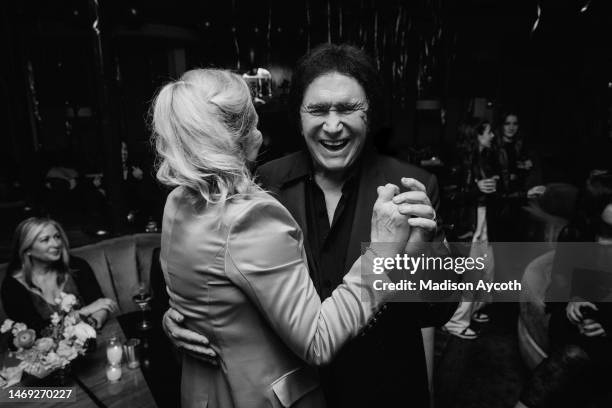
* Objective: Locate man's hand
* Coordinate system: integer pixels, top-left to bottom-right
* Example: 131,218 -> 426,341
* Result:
392,178 -> 437,243
162,308 -> 218,364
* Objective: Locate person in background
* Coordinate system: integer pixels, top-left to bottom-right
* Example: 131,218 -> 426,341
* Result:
119,141 -> 146,225
444,117 -> 500,339
160,44 -> 453,408
517,171 -> 612,408
1,217 -> 117,332
497,111 -> 545,239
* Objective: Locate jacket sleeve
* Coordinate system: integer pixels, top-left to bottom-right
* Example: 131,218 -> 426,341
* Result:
225,199 -> 389,366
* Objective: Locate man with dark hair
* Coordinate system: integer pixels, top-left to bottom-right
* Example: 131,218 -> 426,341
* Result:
162,43 -> 452,407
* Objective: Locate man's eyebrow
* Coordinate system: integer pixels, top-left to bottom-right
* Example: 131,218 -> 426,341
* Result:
304,101 -> 367,110
335,101 -> 367,110
303,102 -> 332,110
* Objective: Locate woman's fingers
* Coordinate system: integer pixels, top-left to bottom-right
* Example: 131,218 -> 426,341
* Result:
377,183 -> 400,201
581,301 -> 598,311
567,304 -> 581,323
392,191 -> 430,205
400,177 -> 426,193
100,299 -> 118,313
582,322 -> 605,337
583,328 -> 605,337
398,203 -> 435,219
407,217 -> 437,231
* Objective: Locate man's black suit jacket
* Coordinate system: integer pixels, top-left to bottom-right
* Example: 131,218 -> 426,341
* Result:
258,149 -> 453,408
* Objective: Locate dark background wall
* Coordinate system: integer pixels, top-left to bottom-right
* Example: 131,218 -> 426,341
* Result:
1,0 -> 611,214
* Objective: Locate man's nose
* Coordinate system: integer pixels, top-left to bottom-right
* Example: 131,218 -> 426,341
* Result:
322,112 -> 343,134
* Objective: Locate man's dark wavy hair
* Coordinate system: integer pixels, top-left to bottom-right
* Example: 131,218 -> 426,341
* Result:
289,43 -> 383,136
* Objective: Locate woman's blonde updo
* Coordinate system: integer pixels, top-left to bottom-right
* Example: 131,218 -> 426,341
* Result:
151,68 -> 261,205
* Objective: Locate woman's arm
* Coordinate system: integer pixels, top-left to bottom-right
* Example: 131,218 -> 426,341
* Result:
71,257 -> 116,327
225,197 -> 401,366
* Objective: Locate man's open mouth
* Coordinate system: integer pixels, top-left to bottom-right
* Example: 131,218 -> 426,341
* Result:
319,139 -> 349,151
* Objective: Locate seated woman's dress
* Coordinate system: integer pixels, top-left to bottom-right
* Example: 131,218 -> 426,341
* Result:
1,256 -> 104,333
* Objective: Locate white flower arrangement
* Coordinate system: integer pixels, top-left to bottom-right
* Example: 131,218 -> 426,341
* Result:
0,292 -> 97,387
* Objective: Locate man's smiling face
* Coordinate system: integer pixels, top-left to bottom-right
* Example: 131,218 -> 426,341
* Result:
300,72 -> 369,175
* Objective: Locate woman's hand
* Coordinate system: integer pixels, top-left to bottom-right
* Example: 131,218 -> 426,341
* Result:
517,159 -> 533,170
527,185 -> 546,198
392,178 -> 438,243
566,300 -> 597,325
370,183 -> 411,255
579,319 -> 606,338
89,309 -> 109,330
80,298 -> 118,316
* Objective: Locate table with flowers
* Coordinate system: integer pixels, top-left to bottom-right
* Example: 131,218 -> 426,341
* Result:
0,293 -> 160,407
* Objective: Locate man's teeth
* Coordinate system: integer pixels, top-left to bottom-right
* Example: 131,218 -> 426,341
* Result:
320,140 -> 348,148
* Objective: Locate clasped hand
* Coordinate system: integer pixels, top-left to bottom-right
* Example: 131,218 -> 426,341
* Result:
372,178 -> 437,247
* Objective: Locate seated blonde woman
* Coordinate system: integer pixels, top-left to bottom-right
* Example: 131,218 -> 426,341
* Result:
151,68 -> 435,408
1,218 -> 117,332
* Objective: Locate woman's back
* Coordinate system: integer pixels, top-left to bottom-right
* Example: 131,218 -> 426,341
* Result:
161,186 -> 324,407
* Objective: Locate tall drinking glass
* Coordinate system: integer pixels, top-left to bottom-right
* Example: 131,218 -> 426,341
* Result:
132,282 -> 152,331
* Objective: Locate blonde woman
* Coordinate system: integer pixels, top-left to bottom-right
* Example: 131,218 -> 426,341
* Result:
1,218 -> 117,332
152,68 -> 432,408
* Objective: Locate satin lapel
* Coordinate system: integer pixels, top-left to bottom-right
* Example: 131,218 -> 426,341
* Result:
344,154 -> 386,273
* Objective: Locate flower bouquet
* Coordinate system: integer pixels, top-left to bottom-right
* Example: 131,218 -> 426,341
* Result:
0,292 -> 96,386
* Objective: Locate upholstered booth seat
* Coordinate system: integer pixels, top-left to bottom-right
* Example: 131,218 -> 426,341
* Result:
0,233 -> 161,323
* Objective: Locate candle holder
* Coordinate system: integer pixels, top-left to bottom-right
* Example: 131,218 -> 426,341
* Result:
106,337 -> 123,366
105,364 -> 122,382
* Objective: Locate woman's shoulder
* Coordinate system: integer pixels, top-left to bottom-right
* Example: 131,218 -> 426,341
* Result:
165,186 -> 297,232
1,271 -> 28,298
225,191 -> 298,232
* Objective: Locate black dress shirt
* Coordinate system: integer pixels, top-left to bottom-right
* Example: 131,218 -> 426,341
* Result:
304,170 -> 360,300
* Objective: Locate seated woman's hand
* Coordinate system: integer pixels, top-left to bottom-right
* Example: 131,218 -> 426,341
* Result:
579,319 -> 607,338
566,300 -> 598,325
162,308 -> 218,365
80,298 -> 118,316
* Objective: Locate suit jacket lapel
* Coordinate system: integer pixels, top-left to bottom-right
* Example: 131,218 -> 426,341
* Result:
344,153 -> 386,273
279,181 -> 308,238
272,151 -> 320,280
